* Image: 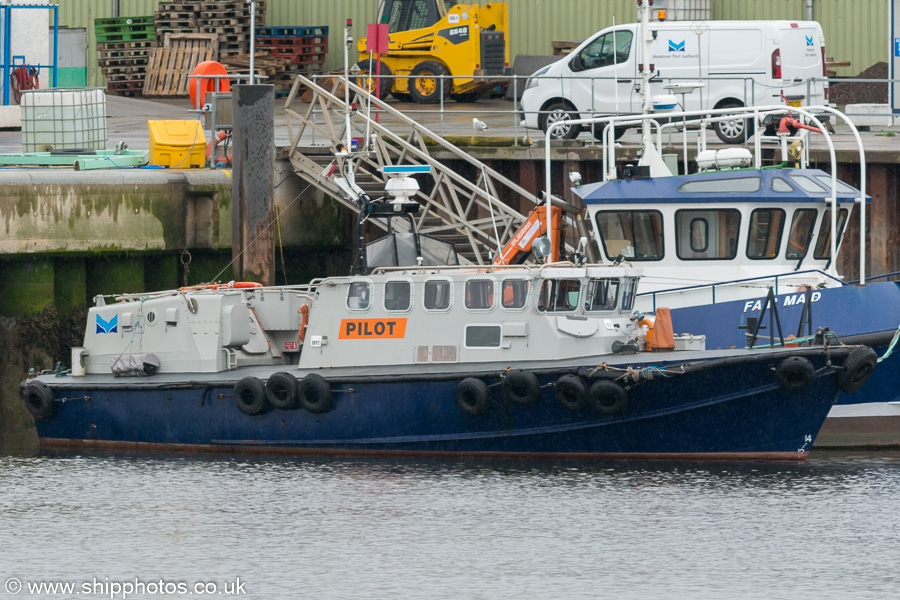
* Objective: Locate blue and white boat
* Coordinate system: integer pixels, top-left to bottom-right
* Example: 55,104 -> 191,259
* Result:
559,106 -> 900,448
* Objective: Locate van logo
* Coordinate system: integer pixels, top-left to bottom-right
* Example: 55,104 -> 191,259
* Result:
668,39 -> 685,52
805,35 -> 813,46
339,318 -> 408,340
96,314 -> 118,334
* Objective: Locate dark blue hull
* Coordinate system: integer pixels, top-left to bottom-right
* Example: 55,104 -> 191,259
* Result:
32,351 -> 845,460
657,281 -> 900,448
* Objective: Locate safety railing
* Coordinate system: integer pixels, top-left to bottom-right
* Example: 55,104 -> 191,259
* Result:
636,269 -> 849,311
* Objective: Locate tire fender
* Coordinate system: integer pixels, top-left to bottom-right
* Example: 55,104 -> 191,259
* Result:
23,381 -> 55,419
502,370 -> 541,406
775,356 -> 815,391
837,346 -> 878,394
298,373 -> 334,414
555,374 -> 587,411
266,372 -> 299,410
587,380 -> 628,416
235,377 -> 267,416
456,377 -> 491,416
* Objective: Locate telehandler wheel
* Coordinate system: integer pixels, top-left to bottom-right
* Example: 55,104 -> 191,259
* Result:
408,61 -> 451,104
354,60 -> 392,99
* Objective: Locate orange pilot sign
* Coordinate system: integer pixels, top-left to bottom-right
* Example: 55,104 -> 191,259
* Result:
339,318 -> 408,340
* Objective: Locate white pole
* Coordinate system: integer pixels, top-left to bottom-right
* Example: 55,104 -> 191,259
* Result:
639,0 -> 652,149
344,20 -> 353,170
249,0 -> 256,83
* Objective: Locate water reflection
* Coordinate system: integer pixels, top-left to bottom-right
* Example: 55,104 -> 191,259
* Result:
1,450 -> 898,599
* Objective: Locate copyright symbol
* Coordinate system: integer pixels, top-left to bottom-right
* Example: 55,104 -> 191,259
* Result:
5,578 -> 22,594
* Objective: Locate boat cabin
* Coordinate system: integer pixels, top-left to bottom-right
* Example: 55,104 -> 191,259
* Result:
572,168 -> 868,309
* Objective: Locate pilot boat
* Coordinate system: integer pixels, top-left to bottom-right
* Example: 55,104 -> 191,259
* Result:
20,167 -> 878,460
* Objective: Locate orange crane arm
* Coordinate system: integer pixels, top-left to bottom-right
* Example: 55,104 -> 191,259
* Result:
493,206 -> 562,265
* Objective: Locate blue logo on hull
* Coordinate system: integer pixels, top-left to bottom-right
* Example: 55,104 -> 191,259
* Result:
806,35 -> 814,46
669,40 -> 685,52
96,314 -> 118,334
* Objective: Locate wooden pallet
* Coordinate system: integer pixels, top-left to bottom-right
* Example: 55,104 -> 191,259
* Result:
143,36 -> 216,96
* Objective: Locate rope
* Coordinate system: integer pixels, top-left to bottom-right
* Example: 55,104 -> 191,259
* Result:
589,362 -> 687,382
878,324 -> 900,364
11,66 -> 39,103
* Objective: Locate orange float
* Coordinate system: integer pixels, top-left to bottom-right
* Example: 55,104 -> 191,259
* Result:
189,61 -> 231,110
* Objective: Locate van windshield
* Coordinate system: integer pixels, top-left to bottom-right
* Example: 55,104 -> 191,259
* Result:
574,30 -> 633,71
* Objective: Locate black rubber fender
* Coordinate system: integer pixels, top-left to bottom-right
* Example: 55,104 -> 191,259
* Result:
502,370 -> 541,406
234,377 -> 267,416
587,380 -> 629,416
775,356 -> 815,391
23,381 -> 55,419
265,372 -> 299,410
457,377 -> 491,416
555,374 -> 587,411
298,373 -> 334,414
837,346 -> 878,394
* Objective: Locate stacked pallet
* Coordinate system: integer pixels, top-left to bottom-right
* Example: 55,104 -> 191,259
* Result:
255,26 -> 329,92
143,33 -> 218,97
95,16 -> 158,96
219,53 -> 292,90
154,2 -> 200,38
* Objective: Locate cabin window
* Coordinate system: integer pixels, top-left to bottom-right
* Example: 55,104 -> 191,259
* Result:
384,281 -> 411,312
814,175 -> 858,194
677,177 -> 761,193
595,210 -> 664,261
572,30 -> 633,72
689,219 -> 709,252
465,279 -> 494,310
423,279 -> 452,311
813,208 -> 849,260
465,325 -> 502,348
771,178 -> 794,192
621,278 -> 638,311
501,280 -> 529,310
675,209 -> 740,260
584,278 -> 619,312
785,209 -> 818,259
746,208 -> 786,260
537,279 -> 580,312
790,175 -> 827,193
347,282 -> 371,310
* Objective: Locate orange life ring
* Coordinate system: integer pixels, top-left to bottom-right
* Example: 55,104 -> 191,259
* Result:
189,61 -> 231,110
298,304 -> 310,344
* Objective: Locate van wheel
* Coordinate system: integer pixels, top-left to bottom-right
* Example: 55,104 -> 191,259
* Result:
592,126 -> 627,142
714,101 -> 753,144
541,101 -> 582,140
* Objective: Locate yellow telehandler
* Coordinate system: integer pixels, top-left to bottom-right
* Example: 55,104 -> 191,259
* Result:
356,0 -> 510,103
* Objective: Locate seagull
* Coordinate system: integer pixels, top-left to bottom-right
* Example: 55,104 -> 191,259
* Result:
472,117 -> 488,131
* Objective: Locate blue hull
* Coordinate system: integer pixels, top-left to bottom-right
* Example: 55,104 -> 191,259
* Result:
658,281 -> 900,448
33,353 -> 843,460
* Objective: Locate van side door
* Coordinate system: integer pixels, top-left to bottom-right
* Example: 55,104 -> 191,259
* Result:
567,29 -> 636,119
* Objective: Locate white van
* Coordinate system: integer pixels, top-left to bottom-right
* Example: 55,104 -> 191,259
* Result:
520,20 -> 828,143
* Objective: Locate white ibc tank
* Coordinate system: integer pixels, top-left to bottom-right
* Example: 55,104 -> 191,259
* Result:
20,88 -> 108,152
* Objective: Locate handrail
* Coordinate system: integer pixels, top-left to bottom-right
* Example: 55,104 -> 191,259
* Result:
636,269 -> 847,310
845,270 -> 900,285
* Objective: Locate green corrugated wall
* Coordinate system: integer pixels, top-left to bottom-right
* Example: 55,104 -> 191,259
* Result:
59,0 -> 887,87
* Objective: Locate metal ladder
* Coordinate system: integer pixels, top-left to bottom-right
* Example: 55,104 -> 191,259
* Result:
283,74 -> 545,265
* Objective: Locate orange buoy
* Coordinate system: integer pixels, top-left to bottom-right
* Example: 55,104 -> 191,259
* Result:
189,61 -> 231,110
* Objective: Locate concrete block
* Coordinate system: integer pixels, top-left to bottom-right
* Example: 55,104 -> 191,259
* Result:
844,104 -> 894,127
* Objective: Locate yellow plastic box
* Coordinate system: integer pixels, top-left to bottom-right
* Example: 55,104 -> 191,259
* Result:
148,120 -> 207,168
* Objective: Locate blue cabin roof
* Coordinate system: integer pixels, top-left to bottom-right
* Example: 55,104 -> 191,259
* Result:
573,168 -> 870,205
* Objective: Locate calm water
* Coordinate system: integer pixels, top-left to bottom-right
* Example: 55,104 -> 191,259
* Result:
1,448 -> 899,600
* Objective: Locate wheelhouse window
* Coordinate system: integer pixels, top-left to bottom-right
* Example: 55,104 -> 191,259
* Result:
771,178 -> 794,192
584,278 -> 619,312
621,278 -> 638,312
595,210 -> 664,261
813,208 -> 849,260
501,280 -> 529,310
424,279 -> 451,311
814,175 -> 858,194
572,30 -> 633,72
347,282 -> 371,310
537,279 -> 580,312
675,209 -> 741,260
746,208 -> 786,259
678,177 -> 761,193
790,175 -> 827,193
465,279 -> 494,310
384,281 -> 411,312
785,209 -> 817,259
